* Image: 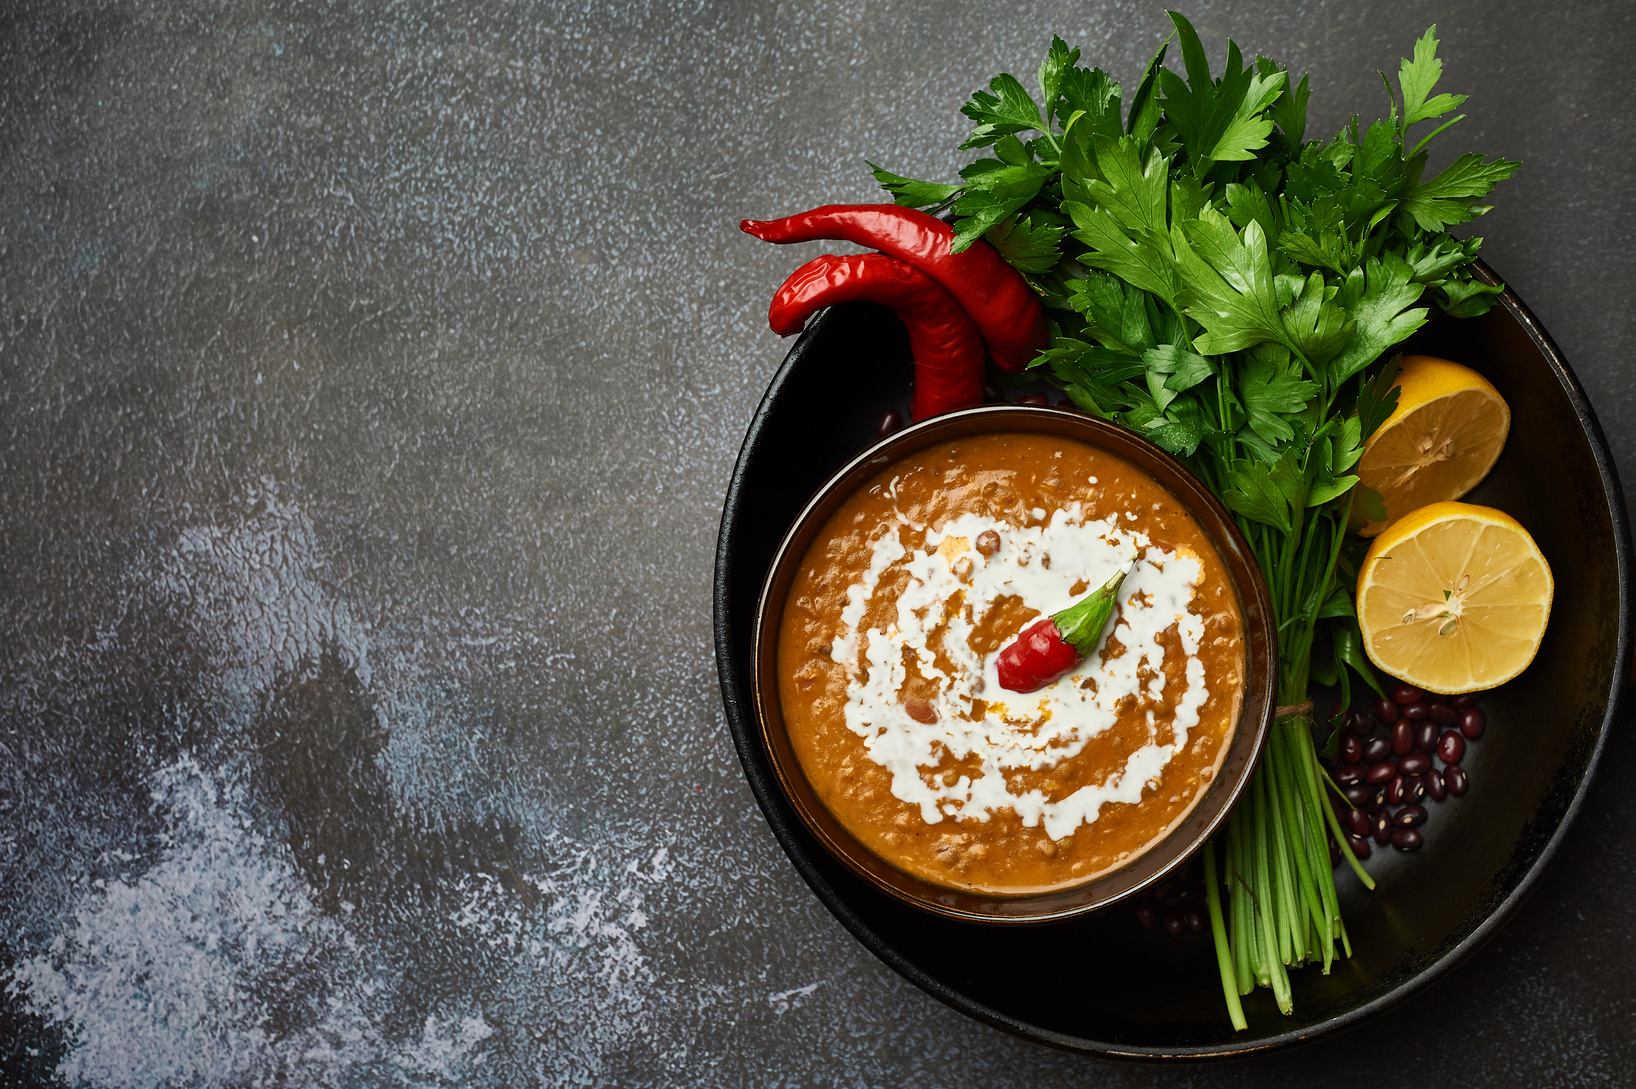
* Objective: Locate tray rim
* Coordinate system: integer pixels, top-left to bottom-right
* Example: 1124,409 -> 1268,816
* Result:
711,260 -> 1633,1060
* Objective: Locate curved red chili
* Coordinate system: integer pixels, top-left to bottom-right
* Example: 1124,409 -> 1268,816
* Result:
996,567 -> 1131,693
768,253 -> 985,422
741,204 -> 1046,372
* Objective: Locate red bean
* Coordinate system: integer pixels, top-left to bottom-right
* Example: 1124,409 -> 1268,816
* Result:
1373,810 -> 1392,845
1368,785 -> 1389,812
1163,912 -> 1187,936
1415,722 -> 1439,753
1450,692 -> 1482,709
1342,783 -> 1370,807
878,409 -> 903,439
1439,731 -> 1466,765
1346,808 -> 1372,838
1394,804 -> 1428,828
1017,392 -> 1050,405
1336,764 -> 1367,786
1362,737 -> 1392,764
1394,684 -> 1426,704
1350,709 -> 1377,736
1429,703 -> 1459,726
1374,697 -> 1400,725
1386,775 -> 1405,805
1401,700 -> 1430,722
1391,828 -> 1423,851
1399,753 -> 1431,776
1366,762 -> 1397,785
1347,833 -> 1372,860
1404,774 -> 1427,805
1392,721 -> 1414,756
1426,691 -> 1448,705
1328,837 -> 1341,867
1425,767 -> 1447,801
1339,734 -> 1364,765
1459,707 -> 1486,740
1185,907 -> 1207,933
1444,765 -> 1468,796
1137,903 -> 1158,928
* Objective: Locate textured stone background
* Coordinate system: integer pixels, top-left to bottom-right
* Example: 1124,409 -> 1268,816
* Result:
0,0 -> 1631,1085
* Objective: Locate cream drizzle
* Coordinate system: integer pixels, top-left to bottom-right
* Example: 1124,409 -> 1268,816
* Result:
833,506 -> 1208,841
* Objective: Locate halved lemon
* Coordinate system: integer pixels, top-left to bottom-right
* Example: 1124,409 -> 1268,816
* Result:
1356,501 -> 1553,694
1356,355 -> 1510,536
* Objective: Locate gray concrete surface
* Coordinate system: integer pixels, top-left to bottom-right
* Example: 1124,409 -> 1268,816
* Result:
0,0 -> 1631,1085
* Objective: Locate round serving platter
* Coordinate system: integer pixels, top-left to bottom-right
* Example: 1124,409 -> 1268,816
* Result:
712,261 -> 1631,1058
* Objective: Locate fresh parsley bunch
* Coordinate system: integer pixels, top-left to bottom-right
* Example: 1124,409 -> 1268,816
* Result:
871,15 -> 1517,1026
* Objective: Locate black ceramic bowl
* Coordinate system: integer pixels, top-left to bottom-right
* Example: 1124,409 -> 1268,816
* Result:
713,262 -> 1631,1057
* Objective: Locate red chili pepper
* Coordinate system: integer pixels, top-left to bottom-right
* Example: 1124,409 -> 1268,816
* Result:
996,567 -> 1131,693
768,253 -> 985,422
740,204 -> 1047,372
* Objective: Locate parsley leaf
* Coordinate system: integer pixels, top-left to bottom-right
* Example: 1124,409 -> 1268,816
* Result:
1175,212 -> 1289,355
985,214 -> 1066,274
1398,25 -> 1467,130
1399,152 -> 1520,231
867,162 -> 961,208
960,73 -> 1047,149
1239,344 -> 1318,445
1222,450 -> 1305,533
1327,253 -> 1429,384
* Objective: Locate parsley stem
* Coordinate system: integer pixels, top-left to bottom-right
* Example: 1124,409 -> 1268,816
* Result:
1203,840 -> 1247,1030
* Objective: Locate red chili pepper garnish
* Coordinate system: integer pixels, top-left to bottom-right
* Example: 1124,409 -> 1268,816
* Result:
996,566 -> 1131,693
740,204 -> 1047,372
767,253 -> 985,422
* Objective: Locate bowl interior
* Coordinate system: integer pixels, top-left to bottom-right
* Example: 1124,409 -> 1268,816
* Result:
713,274 -> 1630,1056
751,406 -> 1277,922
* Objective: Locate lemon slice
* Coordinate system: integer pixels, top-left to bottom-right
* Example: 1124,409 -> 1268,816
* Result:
1356,501 -> 1553,694
1356,355 -> 1510,536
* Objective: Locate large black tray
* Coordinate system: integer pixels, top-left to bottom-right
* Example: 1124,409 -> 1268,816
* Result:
712,263 -> 1631,1058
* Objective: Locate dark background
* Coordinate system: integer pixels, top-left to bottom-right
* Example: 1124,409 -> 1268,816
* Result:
0,1 -> 1630,1085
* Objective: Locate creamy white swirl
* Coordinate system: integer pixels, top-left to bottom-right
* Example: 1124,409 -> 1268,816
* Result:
834,498 -> 1207,841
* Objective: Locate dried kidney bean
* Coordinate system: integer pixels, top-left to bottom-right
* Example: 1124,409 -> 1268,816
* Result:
1362,737 -> 1392,764
1415,722 -> 1439,753
1394,684 -> 1425,704
1399,752 -> 1431,776
1439,730 -> 1465,764
1460,707 -> 1485,739
1374,697 -> 1400,725
1401,701 -> 1430,722
1425,768 -> 1447,801
1386,775 -> 1405,805
1336,764 -> 1367,786
1373,810 -> 1392,845
1347,834 -> 1372,860
1339,734 -> 1364,765
1392,721 -> 1414,756
1429,703 -> 1459,726
1346,808 -> 1372,838
1444,765 -> 1468,796
1450,692 -> 1482,709
1391,828 -> 1423,851
1403,775 -> 1426,806
1341,783 -> 1370,807
1365,762 -> 1397,785
1394,805 -> 1428,828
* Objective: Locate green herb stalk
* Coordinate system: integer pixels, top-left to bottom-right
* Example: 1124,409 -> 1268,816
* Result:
872,14 -> 1515,1025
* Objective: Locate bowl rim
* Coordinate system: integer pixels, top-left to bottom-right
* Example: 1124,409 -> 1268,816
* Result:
749,405 -> 1278,922
712,260 -> 1633,1058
